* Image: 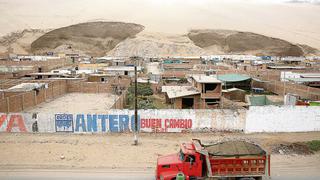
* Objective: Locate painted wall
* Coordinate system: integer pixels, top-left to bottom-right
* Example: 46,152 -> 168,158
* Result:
0,109 -> 245,133
1,106 -> 319,133
246,106 -> 320,132
0,114 -> 33,132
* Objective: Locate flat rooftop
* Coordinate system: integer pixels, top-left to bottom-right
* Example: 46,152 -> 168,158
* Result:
191,74 -> 221,83
162,86 -> 200,99
287,78 -> 320,82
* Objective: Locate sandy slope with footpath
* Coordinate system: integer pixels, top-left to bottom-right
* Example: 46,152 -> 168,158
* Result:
107,31 -> 206,57
0,132 -> 319,177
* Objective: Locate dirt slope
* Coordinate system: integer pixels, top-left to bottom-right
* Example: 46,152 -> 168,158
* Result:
31,22 -> 144,56
188,29 -> 317,56
0,29 -> 48,56
107,31 -> 206,57
2,25 -> 319,57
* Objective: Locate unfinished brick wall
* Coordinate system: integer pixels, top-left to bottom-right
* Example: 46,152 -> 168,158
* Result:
0,80 -> 68,113
0,73 -> 14,79
23,91 -> 36,110
67,81 -> 113,93
252,79 -> 320,100
66,78 -> 130,94
1,78 -> 131,112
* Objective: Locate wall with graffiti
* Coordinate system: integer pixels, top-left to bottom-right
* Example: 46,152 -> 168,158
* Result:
1,106 -> 319,133
0,109 -> 246,133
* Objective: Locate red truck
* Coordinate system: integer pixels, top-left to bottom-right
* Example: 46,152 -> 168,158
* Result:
156,139 -> 270,180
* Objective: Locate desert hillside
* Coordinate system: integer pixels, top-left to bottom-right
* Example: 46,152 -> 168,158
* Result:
0,29 -> 48,56
31,22 -> 144,56
0,22 -> 319,57
107,29 -> 320,57
187,29 -> 318,56
107,31 -> 206,57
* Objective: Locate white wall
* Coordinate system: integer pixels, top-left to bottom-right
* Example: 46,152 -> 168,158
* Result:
1,107 -> 320,133
245,106 -> 320,132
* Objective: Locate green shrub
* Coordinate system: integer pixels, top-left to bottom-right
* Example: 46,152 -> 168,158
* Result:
306,140 -> 320,152
128,83 -> 153,96
126,83 -> 156,109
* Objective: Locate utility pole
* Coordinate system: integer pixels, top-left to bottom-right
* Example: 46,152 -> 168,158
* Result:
132,56 -> 139,145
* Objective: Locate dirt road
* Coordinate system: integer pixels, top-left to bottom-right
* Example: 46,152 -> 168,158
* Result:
0,132 -> 319,178
0,169 -> 319,180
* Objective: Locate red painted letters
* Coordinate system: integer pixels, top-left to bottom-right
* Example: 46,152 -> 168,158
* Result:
0,114 -> 27,132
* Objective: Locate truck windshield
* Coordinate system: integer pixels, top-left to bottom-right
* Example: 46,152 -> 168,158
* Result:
179,149 -> 185,161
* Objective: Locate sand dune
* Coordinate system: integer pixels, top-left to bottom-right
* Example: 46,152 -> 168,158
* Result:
31,22 -> 144,56
107,31 -> 206,57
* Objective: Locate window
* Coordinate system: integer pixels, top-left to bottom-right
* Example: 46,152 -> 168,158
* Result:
185,155 -> 195,163
182,98 -> 194,109
204,83 -> 217,92
162,165 -> 170,168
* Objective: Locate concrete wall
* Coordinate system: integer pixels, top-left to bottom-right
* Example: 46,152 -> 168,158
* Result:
1,106 -> 319,133
246,106 -> 320,133
0,109 -> 245,133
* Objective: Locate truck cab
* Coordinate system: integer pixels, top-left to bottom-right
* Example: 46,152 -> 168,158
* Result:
156,142 -> 203,180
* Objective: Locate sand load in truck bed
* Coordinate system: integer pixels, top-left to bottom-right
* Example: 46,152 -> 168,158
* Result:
204,141 -> 266,157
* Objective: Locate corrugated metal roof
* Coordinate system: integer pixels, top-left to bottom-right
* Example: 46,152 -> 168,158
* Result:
218,74 -> 251,82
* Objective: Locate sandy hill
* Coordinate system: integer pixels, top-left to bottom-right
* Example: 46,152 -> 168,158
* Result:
1,22 -> 319,57
0,29 -> 48,56
187,29 -> 319,56
31,22 -> 144,56
108,29 -> 320,57
107,31 -> 206,57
